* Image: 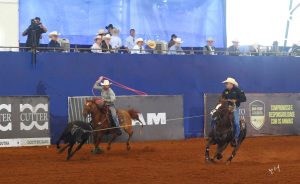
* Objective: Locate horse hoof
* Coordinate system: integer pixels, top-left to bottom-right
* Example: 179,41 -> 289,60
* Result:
225,160 -> 232,165
91,147 -> 104,154
205,158 -> 215,164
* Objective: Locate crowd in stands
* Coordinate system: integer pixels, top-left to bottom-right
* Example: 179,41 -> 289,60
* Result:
22,18 -> 300,56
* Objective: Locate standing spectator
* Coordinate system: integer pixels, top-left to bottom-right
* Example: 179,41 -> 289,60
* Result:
22,17 -> 47,50
110,28 -> 122,53
203,38 -> 216,55
168,38 -> 184,55
270,41 -> 280,56
101,34 -> 113,53
131,38 -> 145,54
168,34 -> 177,48
227,39 -> 241,56
48,31 -> 61,52
105,24 -> 114,35
125,29 -> 136,51
91,35 -> 102,53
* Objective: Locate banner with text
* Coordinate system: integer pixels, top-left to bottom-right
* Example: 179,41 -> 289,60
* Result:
204,93 -> 300,137
68,95 -> 184,142
0,96 -> 51,147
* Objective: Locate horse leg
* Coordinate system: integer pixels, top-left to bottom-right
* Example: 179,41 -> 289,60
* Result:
125,128 -> 133,151
213,142 -> 229,160
205,138 -> 214,163
107,134 -> 118,151
226,143 -> 241,164
58,143 -> 70,154
66,143 -> 75,160
92,133 -> 104,154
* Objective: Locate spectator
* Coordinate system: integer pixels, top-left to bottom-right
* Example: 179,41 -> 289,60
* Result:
145,40 -> 156,54
97,29 -> 106,38
270,41 -> 280,56
91,35 -> 102,53
48,31 -> 61,51
168,34 -> 177,48
131,38 -> 145,54
227,39 -> 241,56
249,43 -> 259,56
203,38 -> 216,55
168,38 -> 184,55
110,28 -> 122,53
101,34 -> 113,53
125,29 -> 136,51
288,41 -> 300,56
105,24 -> 114,35
22,17 -> 47,50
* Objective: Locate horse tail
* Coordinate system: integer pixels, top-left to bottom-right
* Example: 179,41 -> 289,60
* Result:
128,109 -> 144,127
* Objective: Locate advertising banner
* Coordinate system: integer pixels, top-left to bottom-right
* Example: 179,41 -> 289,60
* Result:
204,93 -> 300,137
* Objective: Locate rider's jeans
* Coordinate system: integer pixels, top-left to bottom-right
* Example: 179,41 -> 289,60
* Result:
109,106 -> 120,127
234,107 -> 240,139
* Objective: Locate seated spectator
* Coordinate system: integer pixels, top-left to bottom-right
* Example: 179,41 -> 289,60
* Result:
101,34 -> 113,53
249,43 -> 259,56
145,40 -> 156,54
227,39 -> 241,56
168,34 -> 177,48
97,29 -> 106,38
48,31 -> 61,52
203,38 -> 216,55
125,29 -> 136,51
91,35 -> 102,53
131,38 -> 145,54
110,28 -> 122,53
168,38 -> 184,55
105,24 -> 114,35
288,41 -> 300,56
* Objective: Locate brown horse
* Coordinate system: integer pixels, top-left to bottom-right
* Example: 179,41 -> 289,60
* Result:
205,100 -> 247,164
83,98 -> 142,154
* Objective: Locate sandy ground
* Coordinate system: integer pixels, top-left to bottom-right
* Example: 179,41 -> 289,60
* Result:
0,136 -> 299,184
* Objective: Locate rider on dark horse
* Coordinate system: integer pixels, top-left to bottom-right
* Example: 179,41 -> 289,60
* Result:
93,76 -> 122,135
220,77 -> 246,145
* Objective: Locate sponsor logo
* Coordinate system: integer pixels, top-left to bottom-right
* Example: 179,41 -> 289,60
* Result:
249,100 -> 265,130
0,104 -> 12,131
20,104 -> 49,131
132,113 -> 167,125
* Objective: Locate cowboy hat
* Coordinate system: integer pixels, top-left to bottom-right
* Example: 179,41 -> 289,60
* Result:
174,38 -> 183,44
94,35 -> 102,41
146,40 -> 156,49
101,79 -> 111,86
104,34 -> 111,40
49,31 -> 60,37
222,77 -> 239,87
136,38 -> 144,43
206,37 -> 214,42
97,29 -> 106,35
232,39 -> 239,43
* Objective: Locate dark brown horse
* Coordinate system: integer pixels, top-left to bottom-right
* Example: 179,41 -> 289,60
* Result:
83,98 -> 142,154
205,100 -> 247,164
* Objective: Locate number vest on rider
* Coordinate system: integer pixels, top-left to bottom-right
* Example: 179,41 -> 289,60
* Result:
222,87 -> 246,107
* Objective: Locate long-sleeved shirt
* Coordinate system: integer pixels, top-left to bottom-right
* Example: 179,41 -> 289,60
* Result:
91,43 -> 102,53
168,45 -> 184,55
110,36 -> 122,50
222,87 -> 246,107
203,45 -> 216,55
93,82 -> 116,106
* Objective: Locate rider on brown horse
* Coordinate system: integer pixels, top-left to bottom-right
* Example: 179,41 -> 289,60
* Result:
93,76 -> 122,135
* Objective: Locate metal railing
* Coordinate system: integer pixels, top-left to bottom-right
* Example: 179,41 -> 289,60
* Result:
0,45 -> 298,57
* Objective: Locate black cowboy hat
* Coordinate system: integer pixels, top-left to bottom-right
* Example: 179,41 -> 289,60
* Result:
105,24 -> 114,30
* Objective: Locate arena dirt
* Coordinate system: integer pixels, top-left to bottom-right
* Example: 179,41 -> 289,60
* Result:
0,136 -> 299,184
